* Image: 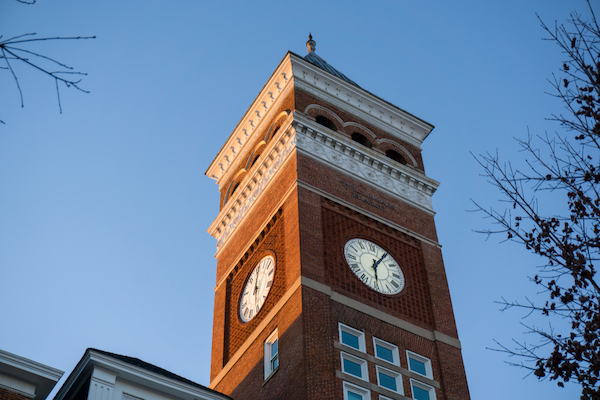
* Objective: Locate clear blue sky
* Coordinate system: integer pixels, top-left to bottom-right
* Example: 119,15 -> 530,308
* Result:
0,1 -> 593,399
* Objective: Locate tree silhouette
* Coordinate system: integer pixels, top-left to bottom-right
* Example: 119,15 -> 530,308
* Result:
474,2 -> 600,398
1,0 -> 94,124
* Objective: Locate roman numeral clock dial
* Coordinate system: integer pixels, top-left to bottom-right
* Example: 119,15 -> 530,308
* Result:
344,238 -> 405,295
239,255 -> 276,323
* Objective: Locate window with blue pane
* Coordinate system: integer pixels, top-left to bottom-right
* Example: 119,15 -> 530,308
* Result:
343,358 -> 363,378
376,366 -> 402,395
341,352 -> 366,380
373,337 -> 399,365
406,351 -> 432,379
410,380 -> 435,400
342,331 -> 360,350
347,391 -> 363,400
339,323 -> 365,352
412,385 -> 431,400
378,371 -> 397,391
264,329 -> 279,380
409,357 -> 426,376
343,381 -> 370,400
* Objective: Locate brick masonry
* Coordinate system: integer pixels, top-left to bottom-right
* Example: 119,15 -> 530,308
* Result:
209,76 -> 470,399
0,389 -> 31,400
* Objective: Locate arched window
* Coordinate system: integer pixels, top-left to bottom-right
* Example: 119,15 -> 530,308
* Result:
316,115 -> 337,131
231,182 -> 240,196
250,155 -> 260,168
351,132 -> 372,149
386,149 -> 407,165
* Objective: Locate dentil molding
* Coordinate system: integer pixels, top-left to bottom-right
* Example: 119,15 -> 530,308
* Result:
294,116 -> 439,213
209,114 -> 439,251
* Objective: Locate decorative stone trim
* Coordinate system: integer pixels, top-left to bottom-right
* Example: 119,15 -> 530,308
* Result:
289,53 -> 433,149
208,111 -> 438,250
208,119 -> 296,250
294,115 -> 438,213
207,52 -> 434,185
206,60 -> 294,184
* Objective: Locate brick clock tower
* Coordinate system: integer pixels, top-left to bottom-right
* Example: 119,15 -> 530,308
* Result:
205,36 -> 470,400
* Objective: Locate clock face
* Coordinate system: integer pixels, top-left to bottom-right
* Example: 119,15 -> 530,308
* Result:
344,238 -> 405,295
239,255 -> 276,323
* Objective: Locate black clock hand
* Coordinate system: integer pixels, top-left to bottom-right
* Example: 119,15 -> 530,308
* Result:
371,259 -> 378,281
254,267 -> 260,303
373,252 -> 388,269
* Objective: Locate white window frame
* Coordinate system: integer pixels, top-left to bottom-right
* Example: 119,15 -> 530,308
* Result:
264,329 -> 279,379
406,350 -> 433,379
373,337 -> 400,366
376,365 -> 403,395
343,381 -> 370,400
340,351 -> 368,381
338,323 -> 366,352
379,395 -> 394,400
410,379 -> 436,400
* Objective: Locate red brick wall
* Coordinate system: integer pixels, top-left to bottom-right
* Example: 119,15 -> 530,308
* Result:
210,82 -> 469,399
321,203 -> 434,329
296,153 -> 439,242
0,389 -> 31,400
223,211 -> 286,363
214,289 -> 307,400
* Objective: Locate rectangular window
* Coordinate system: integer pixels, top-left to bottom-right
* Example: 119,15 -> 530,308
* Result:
373,337 -> 399,365
340,352 -> 368,380
264,329 -> 279,379
339,323 -> 365,352
376,365 -> 403,395
406,351 -> 433,379
410,379 -> 436,400
343,381 -> 370,400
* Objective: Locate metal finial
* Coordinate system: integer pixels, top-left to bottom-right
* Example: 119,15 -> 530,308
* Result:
307,33 -> 316,53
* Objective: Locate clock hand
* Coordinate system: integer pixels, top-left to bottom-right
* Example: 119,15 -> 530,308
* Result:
254,267 -> 260,303
371,259 -> 378,281
373,252 -> 388,269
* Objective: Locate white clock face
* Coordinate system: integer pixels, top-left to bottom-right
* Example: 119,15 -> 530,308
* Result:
239,255 -> 276,322
344,238 -> 405,295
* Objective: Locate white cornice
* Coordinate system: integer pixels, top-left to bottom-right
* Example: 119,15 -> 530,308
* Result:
207,117 -> 296,249
0,350 -> 63,400
288,53 -> 434,149
0,350 -> 63,383
206,55 -> 295,185
294,114 -> 439,213
206,52 -> 435,186
54,350 -> 230,400
208,113 -> 439,251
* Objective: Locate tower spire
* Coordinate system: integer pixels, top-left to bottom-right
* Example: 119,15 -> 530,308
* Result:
306,33 -> 316,53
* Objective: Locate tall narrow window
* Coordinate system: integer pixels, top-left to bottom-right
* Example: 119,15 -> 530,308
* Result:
264,329 -> 279,379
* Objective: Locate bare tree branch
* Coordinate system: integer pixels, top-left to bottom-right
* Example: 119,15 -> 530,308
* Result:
0,33 -> 95,124
474,2 -> 600,397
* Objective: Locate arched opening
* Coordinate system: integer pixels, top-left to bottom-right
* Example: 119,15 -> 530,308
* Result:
386,149 -> 407,165
250,155 -> 260,169
316,115 -> 337,131
351,132 -> 372,149
230,182 -> 240,196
